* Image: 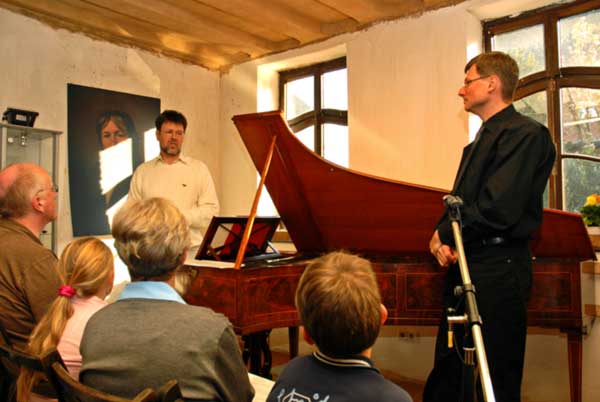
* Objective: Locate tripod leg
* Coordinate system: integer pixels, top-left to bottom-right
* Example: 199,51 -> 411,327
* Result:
461,333 -> 476,402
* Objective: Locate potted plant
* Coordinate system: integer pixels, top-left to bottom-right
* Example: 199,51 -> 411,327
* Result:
581,193 -> 600,250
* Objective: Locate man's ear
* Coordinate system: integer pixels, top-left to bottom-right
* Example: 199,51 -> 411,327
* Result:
31,194 -> 44,213
380,303 -> 388,325
301,326 -> 315,345
155,129 -> 161,141
487,75 -> 500,95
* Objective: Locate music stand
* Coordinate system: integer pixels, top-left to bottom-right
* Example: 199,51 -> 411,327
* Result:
195,216 -> 281,263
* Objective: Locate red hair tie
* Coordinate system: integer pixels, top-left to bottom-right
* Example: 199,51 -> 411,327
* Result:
58,285 -> 76,298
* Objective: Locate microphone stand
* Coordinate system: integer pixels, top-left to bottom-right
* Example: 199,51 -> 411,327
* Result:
444,196 -> 496,402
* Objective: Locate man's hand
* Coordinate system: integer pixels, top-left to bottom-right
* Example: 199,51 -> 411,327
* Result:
429,230 -> 458,267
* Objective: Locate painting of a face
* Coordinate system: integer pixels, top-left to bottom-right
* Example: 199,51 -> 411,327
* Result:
68,83 -> 160,236
100,118 -> 130,149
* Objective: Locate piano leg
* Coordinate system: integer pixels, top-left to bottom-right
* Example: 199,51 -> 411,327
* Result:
259,330 -> 273,378
242,330 -> 273,379
566,330 -> 582,402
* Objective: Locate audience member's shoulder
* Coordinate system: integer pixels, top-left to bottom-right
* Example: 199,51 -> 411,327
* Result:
183,303 -> 231,324
36,247 -> 58,264
279,354 -> 312,373
376,378 -> 413,402
0,222 -> 57,262
86,298 -> 120,318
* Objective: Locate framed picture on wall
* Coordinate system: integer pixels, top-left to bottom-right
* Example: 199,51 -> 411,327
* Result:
67,84 -> 160,236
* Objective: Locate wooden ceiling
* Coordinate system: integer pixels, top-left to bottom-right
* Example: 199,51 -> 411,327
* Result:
0,0 -> 467,71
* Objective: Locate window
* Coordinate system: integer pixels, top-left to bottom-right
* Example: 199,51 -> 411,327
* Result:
485,0 -> 600,211
279,57 -> 348,167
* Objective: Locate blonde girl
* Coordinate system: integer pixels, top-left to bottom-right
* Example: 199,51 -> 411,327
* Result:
17,237 -> 114,402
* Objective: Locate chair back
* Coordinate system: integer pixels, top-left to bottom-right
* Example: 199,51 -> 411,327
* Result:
156,380 -> 183,402
49,361 -> 158,402
0,320 -> 13,347
0,343 -> 62,400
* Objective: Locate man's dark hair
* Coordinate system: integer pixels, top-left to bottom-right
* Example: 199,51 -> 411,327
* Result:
155,110 -> 187,131
465,51 -> 519,102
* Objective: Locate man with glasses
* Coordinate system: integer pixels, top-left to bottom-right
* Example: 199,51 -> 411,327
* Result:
0,163 -> 61,350
424,52 -> 556,402
128,110 -> 219,246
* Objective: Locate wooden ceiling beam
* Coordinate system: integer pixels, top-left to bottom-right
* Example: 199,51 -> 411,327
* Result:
317,0 -> 385,23
199,0 -> 327,42
0,0 -> 238,70
321,18 -> 361,36
319,0 -> 462,24
0,0 -> 469,71
84,0 -> 292,52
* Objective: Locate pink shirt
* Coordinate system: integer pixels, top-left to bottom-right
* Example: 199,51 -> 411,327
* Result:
57,295 -> 107,380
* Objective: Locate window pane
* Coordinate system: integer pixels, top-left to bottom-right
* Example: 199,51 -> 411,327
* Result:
492,25 -> 545,77
559,8 -> 600,67
561,88 -> 600,157
563,158 -> 600,212
514,91 -> 548,125
285,76 -> 314,120
322,68 -> 348,110
322,124 -> 349,167
295,125 -> 315,151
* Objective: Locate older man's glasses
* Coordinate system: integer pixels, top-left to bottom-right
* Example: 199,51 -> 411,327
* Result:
35,185 -> 59,195
463,75 -> 490,87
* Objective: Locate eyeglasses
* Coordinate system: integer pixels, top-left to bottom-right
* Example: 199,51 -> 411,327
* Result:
463,75 -> 490,87
160,129 -> 185,136
35,185 -> 59,195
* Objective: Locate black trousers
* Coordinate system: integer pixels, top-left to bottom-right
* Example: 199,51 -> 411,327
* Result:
423,248 -> 532,402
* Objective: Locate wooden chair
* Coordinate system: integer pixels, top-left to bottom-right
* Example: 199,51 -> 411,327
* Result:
49,361 -> 158,402
0,320 -> 13,347
0,319 -> 15,400
156,379 -> 183,402
0,343 -> 62,401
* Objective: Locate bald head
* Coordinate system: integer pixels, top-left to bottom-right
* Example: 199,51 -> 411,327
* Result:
0,163 -> 51,218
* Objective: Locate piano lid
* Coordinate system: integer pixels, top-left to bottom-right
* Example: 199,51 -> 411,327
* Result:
233,111 -> 595,261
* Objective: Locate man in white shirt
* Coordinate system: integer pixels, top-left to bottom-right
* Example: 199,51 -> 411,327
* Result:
128,110 -> 219,246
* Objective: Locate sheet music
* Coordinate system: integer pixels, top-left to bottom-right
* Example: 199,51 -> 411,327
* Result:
184,258 -> 240,269
185,245 -> 242,268
249,373 -> 275,402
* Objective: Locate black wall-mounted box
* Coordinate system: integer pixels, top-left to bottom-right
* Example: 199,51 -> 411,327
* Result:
2,108 -> 38,127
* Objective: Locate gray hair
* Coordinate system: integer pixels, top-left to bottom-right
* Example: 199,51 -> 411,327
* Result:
112,197 -> 190,280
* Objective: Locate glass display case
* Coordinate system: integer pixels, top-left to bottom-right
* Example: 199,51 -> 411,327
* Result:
0,122 -> 61,251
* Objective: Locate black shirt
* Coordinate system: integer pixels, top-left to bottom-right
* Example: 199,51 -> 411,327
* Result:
437,104 -> 556,252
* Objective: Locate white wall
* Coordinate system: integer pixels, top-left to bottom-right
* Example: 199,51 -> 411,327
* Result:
219,5 -> 479,213
0,8 -> 220,251
346,8 -> 478,189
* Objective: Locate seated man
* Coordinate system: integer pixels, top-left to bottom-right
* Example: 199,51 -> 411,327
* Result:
0,163 -> 60,350
80,197 -> 254,402
267,252 -> 413,402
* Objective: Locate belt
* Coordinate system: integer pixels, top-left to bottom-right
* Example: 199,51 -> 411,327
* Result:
480,236 -> 507,246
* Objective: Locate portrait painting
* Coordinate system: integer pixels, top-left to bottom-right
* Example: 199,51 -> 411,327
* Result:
68,84 -> 160,236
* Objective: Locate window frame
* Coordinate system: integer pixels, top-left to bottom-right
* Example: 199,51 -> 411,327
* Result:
278,57 -> 348,156
484,0 -> 600,209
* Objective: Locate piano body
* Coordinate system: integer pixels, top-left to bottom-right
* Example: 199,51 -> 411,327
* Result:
185,111 -> 595,402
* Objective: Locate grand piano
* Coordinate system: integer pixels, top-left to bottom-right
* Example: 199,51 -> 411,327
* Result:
185,111 -> 596,402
